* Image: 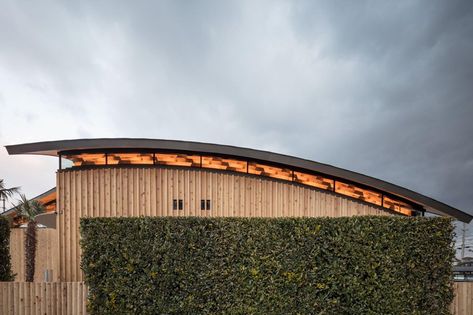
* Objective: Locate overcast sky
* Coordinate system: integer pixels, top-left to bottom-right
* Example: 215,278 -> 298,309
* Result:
0,1 -> 472,243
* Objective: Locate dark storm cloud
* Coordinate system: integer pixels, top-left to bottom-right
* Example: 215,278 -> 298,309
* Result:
0,0 -> 472,221
283,0 -> 473,212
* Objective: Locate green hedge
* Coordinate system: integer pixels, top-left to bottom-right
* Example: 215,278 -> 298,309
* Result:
0,216 -> 13,281
81,216 -> 454,314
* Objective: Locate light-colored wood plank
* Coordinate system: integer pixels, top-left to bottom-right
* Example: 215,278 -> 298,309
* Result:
2,277 -> 470,313
53,167 -> 393,281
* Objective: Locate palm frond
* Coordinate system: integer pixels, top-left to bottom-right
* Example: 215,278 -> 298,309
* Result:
0,179 -> 21,199
15,194 -> 45,222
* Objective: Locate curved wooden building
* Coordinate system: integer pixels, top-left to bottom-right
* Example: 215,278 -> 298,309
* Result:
4,138 -> 472,282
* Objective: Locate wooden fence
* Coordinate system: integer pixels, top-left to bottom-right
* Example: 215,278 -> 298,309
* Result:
451,282 -> 473,315
0,281 -> 471,314
10,228 -> 59,282
0,282 -> 87,315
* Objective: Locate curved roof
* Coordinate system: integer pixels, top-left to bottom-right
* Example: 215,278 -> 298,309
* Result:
5,138 -> 472,223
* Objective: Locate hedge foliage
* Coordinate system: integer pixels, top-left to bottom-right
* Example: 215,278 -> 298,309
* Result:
0,216 -> 14,281
81,216 -> 454,314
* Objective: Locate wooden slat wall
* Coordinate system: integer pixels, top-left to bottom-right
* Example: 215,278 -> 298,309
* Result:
451,282 -> 473,315
1,281 -> 470,314
9,229 -> 59,282
57,167 -> 391,282
0,282 -> 88,315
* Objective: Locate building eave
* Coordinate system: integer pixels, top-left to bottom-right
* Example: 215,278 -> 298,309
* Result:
5,138 -> 472,223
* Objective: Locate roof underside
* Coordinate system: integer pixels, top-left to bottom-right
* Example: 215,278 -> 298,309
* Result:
5,138 -> 472,223
1,187 -> 56,216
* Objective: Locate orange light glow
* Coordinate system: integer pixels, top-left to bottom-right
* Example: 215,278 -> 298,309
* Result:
335,181 -> 382,206
65,154 -> 106,166
383,196 -> 413,216
201,156 -> 247,173
37,191 -> 56,213
155,154 -> 200,167
107,153 -> 154,165
294,172 -> 334,190
62,152 -> 415,216
248,162 -> 293,181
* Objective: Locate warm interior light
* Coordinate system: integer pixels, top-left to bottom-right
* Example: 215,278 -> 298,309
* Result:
201,156 -> 247,172
383,196 -> 413,216
156,154 -> 200,167
62,151 -> 415,216
335,181 -> 382,206
294,171 -> 334,190
65,154 -> 106,166
108,153 -> 154,165
248,162 -> 293,181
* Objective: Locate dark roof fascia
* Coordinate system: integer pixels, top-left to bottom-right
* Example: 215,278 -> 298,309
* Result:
5,138 -> 472,223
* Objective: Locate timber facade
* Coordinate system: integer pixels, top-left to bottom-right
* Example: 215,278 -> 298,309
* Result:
57,167 -> 390,282
3,138 -> 472,283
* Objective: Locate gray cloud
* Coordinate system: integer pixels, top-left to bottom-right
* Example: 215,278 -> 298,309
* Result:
0,0 -> 472,242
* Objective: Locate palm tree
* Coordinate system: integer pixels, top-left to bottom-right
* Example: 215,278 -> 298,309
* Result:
15,194 -> 45,282
0,179 -> 20,213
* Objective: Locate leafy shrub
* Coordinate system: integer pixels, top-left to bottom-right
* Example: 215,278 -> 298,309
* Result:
0,215 -> 14,281
81,216 -> 454,314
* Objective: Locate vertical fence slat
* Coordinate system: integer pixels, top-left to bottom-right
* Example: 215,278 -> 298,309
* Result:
54,281 -> 60,315
8,282 -> 12,315
0,281 -> 471,314
34,282 -> 39,315
1,281 -> 6,314
20,282 -> 25,315
2,282 -> 6,313
449,282 -> 473,314
0,282 -> 88,314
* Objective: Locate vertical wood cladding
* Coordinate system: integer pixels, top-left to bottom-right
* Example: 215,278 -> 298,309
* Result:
0,282 -> 88,314
9,229 -> 58,282
57,167 -> 391,281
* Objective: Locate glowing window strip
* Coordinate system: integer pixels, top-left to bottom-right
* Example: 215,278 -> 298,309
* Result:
66,153 -> 106,166
107,153 -> 154,165
63,152 -> 415,216
201,156 -> 247,173
383,196 -> 413,216
294,171 -> 334,190
156,154 -> 200,167
248,162 -> 293,181
335,181 -> 382,206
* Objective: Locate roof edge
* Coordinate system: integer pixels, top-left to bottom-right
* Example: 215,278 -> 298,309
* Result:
5,138 -> 472,223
